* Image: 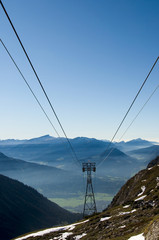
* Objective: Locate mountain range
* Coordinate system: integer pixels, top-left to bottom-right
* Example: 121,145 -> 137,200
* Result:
0,135 -> 157,212
127,145 -> 159,162
0,135 -> 152,173
114,138 -> 154,152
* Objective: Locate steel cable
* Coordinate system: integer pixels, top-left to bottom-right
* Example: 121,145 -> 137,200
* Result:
0,0 -> 81,167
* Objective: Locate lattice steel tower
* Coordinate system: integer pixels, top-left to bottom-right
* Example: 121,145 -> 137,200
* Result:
82,162 -> 97,216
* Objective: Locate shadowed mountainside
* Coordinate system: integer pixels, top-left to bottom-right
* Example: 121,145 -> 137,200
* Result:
0,174 -> 81,240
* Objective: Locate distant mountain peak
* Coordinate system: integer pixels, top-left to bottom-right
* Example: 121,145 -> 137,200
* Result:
127,138 -> 146,143
0,135 -> 56,146
29,134 -> 54,140
0,152 -> 7,158
26,135 -> 57,144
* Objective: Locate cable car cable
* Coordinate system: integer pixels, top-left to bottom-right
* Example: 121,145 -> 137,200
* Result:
0,0 -> 81,167
0,39 -> 80,168
98,56 -> 159,167
98,82 -> 159,167
0,38 -> 61,138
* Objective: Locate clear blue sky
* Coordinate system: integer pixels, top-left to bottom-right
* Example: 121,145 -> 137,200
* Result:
0,0 -> 159,141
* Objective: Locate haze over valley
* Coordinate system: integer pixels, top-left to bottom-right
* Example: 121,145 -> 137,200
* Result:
0,135 -> 158,213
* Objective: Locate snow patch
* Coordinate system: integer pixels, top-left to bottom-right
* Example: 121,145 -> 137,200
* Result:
128,233 -> 145,240
118,209 -> 136,216
156,177 -> 159,188
148,167 -> 153,170
68,225 -> 75,231
141,179 -> 146,182
119,225 -> 126,228
135,195 -> 146,201
123,205 -> 130,208
149,201 -> 155,207
15,220 -> 89,240
100,216 -> 111,221
74,233 -> 87,239
54,232 -> 73,240
131,209 -> 137,213
137,186 -> 146,197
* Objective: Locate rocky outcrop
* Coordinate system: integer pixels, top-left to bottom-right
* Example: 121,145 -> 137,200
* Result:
145,219 -> 159,240
147,156 -> 159,168
108,169 -> 146,208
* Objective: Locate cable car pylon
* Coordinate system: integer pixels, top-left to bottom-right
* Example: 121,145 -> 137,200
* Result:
82,162 -> 97,216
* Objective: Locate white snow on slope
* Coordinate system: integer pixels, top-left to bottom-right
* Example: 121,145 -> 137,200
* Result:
148,167 -> 153,170
118,209 -> 136,216
15,220 -> 89,240
123,205 -> 130,208
74,233 -> 87,239
100,216 -> 111,221
135,195 -> 146,201
119,225 -> 126,228
128,233 -> 145,240
137,186 -> 146,197
131,209 -> 136,213
54,232 -> 73,240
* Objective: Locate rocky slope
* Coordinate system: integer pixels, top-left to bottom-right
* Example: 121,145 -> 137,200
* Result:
14,156 -> 159,240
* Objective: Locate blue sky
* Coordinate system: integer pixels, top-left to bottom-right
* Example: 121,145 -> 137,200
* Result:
0,0 -> 159,141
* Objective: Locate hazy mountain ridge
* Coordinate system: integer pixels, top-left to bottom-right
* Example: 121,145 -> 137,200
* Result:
0,174 -> 81,240
0,135 -> 57,145
0,151 -> 68,185
127,145 -> 159,163
0,136 -> 143,183
16,156 -> 159,240
0,152 -> 85,196
0,136 -> 110,164
0,136 -> 155,212
0,136 -> 155,165
0,136 -> 148,172
0,152 -> 125,212
114,138 -> 154,152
